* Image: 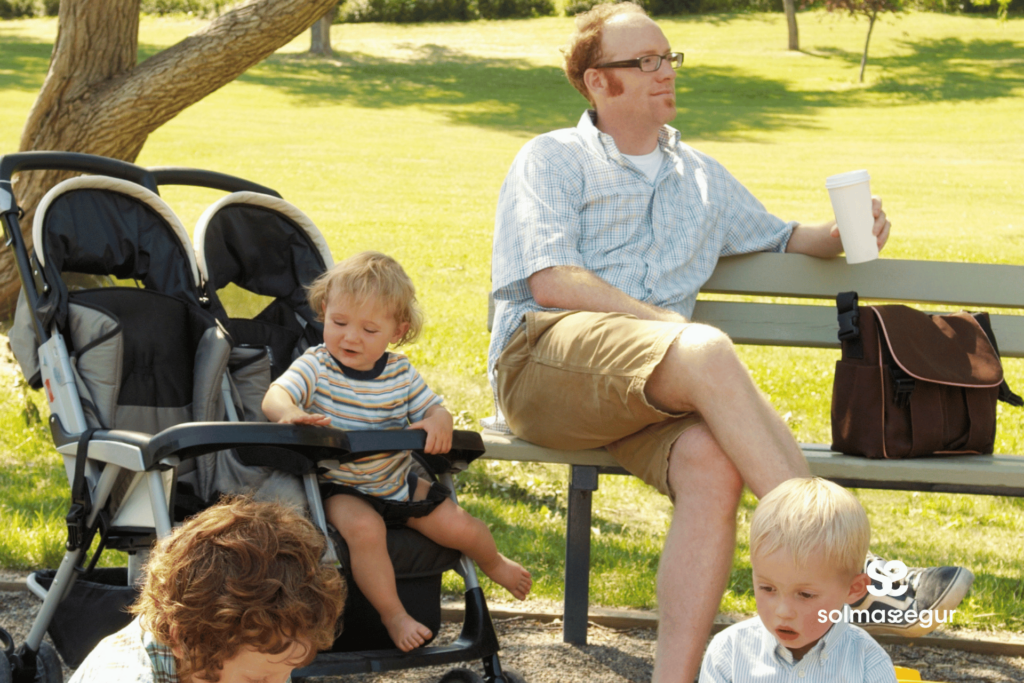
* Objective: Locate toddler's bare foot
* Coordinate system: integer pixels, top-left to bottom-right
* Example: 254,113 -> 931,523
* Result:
385,612 -> 432,652
480,553 -> 532,600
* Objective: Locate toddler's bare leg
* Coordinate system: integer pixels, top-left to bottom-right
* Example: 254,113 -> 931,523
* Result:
325,494 -> 432,651
406,482 -> 532,600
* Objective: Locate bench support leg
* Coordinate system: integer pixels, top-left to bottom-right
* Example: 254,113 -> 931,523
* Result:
564,465 -> 598,645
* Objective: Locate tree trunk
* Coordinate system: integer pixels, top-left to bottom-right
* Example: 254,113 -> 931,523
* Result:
783,0 -> 799,51
310,3 -> 337,56
859,12 -> 877,83
1,0 -> 338,317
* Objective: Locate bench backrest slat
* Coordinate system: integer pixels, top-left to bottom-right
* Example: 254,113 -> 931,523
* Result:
488,253 -> 1024,356
692,300 -> 1024,358
703,253 -> 1024,309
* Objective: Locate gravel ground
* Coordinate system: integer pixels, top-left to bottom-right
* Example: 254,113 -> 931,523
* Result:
4,575 -> 1024,683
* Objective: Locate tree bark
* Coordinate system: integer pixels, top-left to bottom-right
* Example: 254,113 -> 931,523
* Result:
783,0 -> 799,51
309,3 -> 337,56
1,0 -> 338,317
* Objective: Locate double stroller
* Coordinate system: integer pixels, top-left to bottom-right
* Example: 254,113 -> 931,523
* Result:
0,152 -> 523,683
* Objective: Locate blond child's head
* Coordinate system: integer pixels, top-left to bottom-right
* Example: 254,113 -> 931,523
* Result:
749,477 -> 871,658
307,251 -> 423,346
750,477 -> 870,577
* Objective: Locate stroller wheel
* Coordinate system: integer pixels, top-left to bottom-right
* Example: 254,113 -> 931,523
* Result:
1,649 -> 11,683
494,670 -> 527,683
0,628 -> 12,659
29,642 -> 62,683
439,667 -> 485,683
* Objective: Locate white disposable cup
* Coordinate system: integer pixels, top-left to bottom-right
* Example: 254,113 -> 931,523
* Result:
826,170 -> 878,264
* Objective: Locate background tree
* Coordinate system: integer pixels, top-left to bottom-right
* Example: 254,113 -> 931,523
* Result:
820,0 -> 904,82
309,2 -> 338,56
783,0 -> 799,51
1,0 -> 337,317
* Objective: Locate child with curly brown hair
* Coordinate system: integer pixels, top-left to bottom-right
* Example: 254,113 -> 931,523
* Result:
68,497 -> 345,683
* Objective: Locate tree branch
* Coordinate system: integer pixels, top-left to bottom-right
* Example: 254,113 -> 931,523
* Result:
89,0 -> 337,141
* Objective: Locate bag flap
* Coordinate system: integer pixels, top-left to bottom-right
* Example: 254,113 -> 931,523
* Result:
871,306 -> 1003,387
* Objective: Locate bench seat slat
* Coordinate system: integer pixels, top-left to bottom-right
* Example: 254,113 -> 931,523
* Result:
481,433 -> 1024,497
692,300 -> 1024,358
703,253 -> 1024,309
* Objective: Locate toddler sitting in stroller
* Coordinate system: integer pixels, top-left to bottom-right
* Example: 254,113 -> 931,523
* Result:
263,251 -> 532,652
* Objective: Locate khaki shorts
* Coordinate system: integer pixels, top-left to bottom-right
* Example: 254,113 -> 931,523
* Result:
495,310 -> 702,498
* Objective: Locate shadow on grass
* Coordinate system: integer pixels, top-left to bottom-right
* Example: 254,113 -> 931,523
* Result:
874,36 -> 1024,101
7,23 -> 1022,137
0,32 -> 52,93
8,27 -> 1013,142
461,467 -> 653,539
675,64 -> 830,140
224,31 -> 1021,139
239,46 -> 585,137
814,36 -> 1023,102
234,44 -> 830,139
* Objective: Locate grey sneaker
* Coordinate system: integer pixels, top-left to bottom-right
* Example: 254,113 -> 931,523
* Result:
851,554 -> 974,637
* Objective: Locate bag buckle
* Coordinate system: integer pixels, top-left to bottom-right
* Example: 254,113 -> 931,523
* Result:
894,377 -> 916,407
66,502 -> 86,551
838,309 -> 860,342
835,292 -> 863,359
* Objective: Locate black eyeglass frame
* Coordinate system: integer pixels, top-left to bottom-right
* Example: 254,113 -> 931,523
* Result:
592,52 -> 684,72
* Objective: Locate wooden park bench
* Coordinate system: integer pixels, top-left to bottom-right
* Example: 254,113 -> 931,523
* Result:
481,251 -> 1024,644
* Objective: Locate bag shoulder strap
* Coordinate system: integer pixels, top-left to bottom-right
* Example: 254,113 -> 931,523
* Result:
973,312 -> 1024,407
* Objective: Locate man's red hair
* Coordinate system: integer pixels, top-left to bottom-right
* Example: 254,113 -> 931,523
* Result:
562,2 -> 648,104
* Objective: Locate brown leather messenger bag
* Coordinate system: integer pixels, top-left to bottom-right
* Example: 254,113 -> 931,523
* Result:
831,291 -> 1022,459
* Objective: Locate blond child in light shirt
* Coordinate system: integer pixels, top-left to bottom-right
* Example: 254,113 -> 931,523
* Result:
700,477 -> 896,682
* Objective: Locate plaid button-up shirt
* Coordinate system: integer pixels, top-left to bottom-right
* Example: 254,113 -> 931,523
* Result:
68,619 -> 180,683
67,618 -> 299,683
488,110 -> 796,384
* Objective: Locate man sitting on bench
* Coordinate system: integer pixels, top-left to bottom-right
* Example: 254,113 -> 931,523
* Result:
488,4 -> 972,683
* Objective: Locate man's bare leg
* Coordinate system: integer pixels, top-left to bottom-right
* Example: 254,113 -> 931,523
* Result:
645,324 -> 810,682
652,425 -> 743,683
645,324 -> 810,496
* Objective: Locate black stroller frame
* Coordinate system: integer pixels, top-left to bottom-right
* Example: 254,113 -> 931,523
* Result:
0,151 -> 520,683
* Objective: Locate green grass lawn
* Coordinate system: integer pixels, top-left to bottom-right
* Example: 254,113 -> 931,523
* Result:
1,10 -> 1023,632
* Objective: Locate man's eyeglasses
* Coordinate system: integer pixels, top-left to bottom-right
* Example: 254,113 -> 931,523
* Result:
593,52 -> 684,73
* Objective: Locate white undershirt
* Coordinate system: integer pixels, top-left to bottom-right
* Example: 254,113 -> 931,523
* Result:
622,147 -> 665,182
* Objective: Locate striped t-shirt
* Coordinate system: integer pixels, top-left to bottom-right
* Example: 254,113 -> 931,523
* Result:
271,346 -> 443,500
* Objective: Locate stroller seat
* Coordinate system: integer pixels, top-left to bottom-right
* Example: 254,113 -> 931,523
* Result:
12,174 -> 232,534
